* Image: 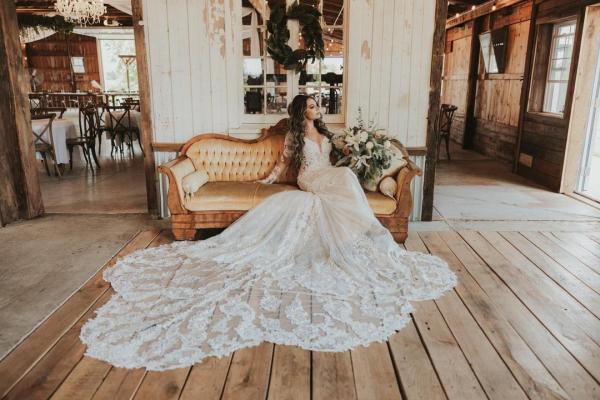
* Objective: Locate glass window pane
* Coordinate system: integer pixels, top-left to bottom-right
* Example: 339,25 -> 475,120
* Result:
266,87 -> 288,114
243,58 -> 264,85
265,58 -> 287,84
318,86 -> 342,115
244,87 -> 264,114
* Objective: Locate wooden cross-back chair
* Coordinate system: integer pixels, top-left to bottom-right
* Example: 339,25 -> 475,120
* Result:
31,113 -> 61,177
31,106 -> 67,119
67,105 -> 102,170
104,105 -> 138,157
437,104 -> 458,161
121,97 -> 140,111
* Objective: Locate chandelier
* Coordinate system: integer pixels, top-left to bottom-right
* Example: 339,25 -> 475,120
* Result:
54,0 -> 107,25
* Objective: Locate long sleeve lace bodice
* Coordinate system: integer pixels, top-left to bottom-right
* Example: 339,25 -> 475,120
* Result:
258,132 -> 295,184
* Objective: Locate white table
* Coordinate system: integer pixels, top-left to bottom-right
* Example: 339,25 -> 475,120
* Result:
32,118 -> 78,164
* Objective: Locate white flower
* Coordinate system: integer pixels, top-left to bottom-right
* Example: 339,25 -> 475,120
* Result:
353,143 -> 360,151
366,141 -> 374,150
384,140 -> 391,149
359,131 -> 369,142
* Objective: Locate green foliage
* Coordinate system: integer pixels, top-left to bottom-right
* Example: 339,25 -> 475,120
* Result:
266,2 -> 324,72
18,15 -> 75,35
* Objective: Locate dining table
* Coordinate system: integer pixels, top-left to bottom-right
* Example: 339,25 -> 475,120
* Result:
103,110 -> 142,147
31,118 -> 79,165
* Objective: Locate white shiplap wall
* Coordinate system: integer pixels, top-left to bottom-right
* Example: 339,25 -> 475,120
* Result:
141,0 -> 435,218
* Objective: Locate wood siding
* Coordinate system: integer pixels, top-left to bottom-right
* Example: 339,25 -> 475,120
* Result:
443,1 -> 531,162
141,0 -> 439,218
25,32 -> 100,93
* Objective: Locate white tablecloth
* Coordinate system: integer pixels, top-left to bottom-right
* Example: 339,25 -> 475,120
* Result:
104,110 -> 141,130
32,119 -> 78,164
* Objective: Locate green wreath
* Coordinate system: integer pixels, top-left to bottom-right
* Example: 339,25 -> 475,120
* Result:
266,2 -> 325,72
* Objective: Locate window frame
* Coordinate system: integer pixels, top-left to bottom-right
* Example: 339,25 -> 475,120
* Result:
241,0 -> 347,125
542,20 -> 576,115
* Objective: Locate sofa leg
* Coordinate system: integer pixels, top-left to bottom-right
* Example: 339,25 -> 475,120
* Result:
172,228 -> 197,241
392,231 -> 407,244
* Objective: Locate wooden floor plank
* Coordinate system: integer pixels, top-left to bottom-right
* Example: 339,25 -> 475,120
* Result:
179,355 -> 232,400
4,290 -> 113,400
0,229 -> 161,398
267,345 -> 310,400
541,232 -> 600,274
312,351 -> 357,400
437,231 -> 570,400
221,342 -> 274,400
498,232 -> 600,342
501,232 -> 600,318
49,358 -> 111,400
406,232 -> 487,400
521,231 -> 600,294
387,319 -> 446,400
351,342 -> 403,400
90,367 -> 146,400
460,230 -> 600,399
132,368 -> 190,400
419,233 -> 528,400
559,232 -> 600,256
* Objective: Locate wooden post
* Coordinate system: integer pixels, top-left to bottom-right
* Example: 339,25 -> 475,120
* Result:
513,2 -> 538,172
0,0 -> 44,226
421,0 -> 449,221
131,0 -> 159,217
462,17 -> 481,149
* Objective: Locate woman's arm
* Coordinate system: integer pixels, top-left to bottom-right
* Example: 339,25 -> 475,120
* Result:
258,132 -> 295,184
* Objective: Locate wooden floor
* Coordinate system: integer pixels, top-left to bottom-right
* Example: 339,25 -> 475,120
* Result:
1,229 -> 600,400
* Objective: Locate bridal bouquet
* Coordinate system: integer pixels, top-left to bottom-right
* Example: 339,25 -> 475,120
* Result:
331,110 -> 394,186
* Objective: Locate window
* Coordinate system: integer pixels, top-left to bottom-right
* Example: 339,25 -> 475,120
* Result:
241,0 -> 345,123
99,39 -> 138,93
544,21 -> 576,114
528,19 -> 577,116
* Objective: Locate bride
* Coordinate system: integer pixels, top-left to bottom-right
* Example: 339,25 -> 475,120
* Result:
80,95 -> 457,371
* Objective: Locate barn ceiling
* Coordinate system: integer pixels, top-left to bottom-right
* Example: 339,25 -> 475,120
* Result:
14,0 -> 133,26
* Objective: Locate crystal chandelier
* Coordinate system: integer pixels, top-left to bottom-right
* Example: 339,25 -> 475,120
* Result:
55,0 -> 107,25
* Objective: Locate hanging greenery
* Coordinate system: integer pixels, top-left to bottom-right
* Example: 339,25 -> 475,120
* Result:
17,15 -> 75,35
266,2 -> 324,72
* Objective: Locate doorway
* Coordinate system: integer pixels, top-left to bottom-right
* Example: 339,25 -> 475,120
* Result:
576,49 -> 600,201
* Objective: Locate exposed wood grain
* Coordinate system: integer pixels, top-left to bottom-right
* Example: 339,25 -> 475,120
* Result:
0,229 -> 161,398
221,343 -> 274,400
90,367 -> 146,400
540,231 -> 600,274
437,231 -> 569,400
419,232 -> 528,400
49,358 -> 111,400
387,319 -> 446,400
267,345 -> 310,400
133,368 -> 191,400
312,351 -> 357,400
351,342 -> 403,400
521,231 -> 600,292
179,355 -> 232,400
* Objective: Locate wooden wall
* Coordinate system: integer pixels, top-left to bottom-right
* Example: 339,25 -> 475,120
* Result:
443,1 -> 531,162
25,32 -> 100,92
141,0 -> 438,218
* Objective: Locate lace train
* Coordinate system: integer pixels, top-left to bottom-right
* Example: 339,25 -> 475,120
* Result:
80,142 -> 457,371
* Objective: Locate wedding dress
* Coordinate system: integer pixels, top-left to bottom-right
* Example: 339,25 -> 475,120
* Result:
80,132 -> 457,371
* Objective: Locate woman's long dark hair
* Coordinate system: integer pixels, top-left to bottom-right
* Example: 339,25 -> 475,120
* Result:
287,94 -> 331,171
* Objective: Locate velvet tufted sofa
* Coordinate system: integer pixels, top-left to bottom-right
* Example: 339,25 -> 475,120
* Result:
158,119 -> 421,242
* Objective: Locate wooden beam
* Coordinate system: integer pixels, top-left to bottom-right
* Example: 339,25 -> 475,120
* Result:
446,0 -> 527,29
422,0 -> 449,221
513,4 -> 537,172
462,17 -> 482,148
0,0 -> 43,226
131,0 -> 159,217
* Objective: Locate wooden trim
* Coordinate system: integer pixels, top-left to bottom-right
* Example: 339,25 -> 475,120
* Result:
446,0 -> 527,29
422,0 -> 448,221
131,0 -> 159,217
562,9 -> 586,122
463,17 -> 482,148
514,2 -> 538,172
0,0 -> 43,225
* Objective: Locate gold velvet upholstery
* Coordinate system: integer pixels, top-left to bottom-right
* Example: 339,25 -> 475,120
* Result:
184,181 -> 397,214
186,136 -> 297,184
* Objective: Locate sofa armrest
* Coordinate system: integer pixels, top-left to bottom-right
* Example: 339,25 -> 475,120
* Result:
393,159 -> 422,218
158,156 -> 196,214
